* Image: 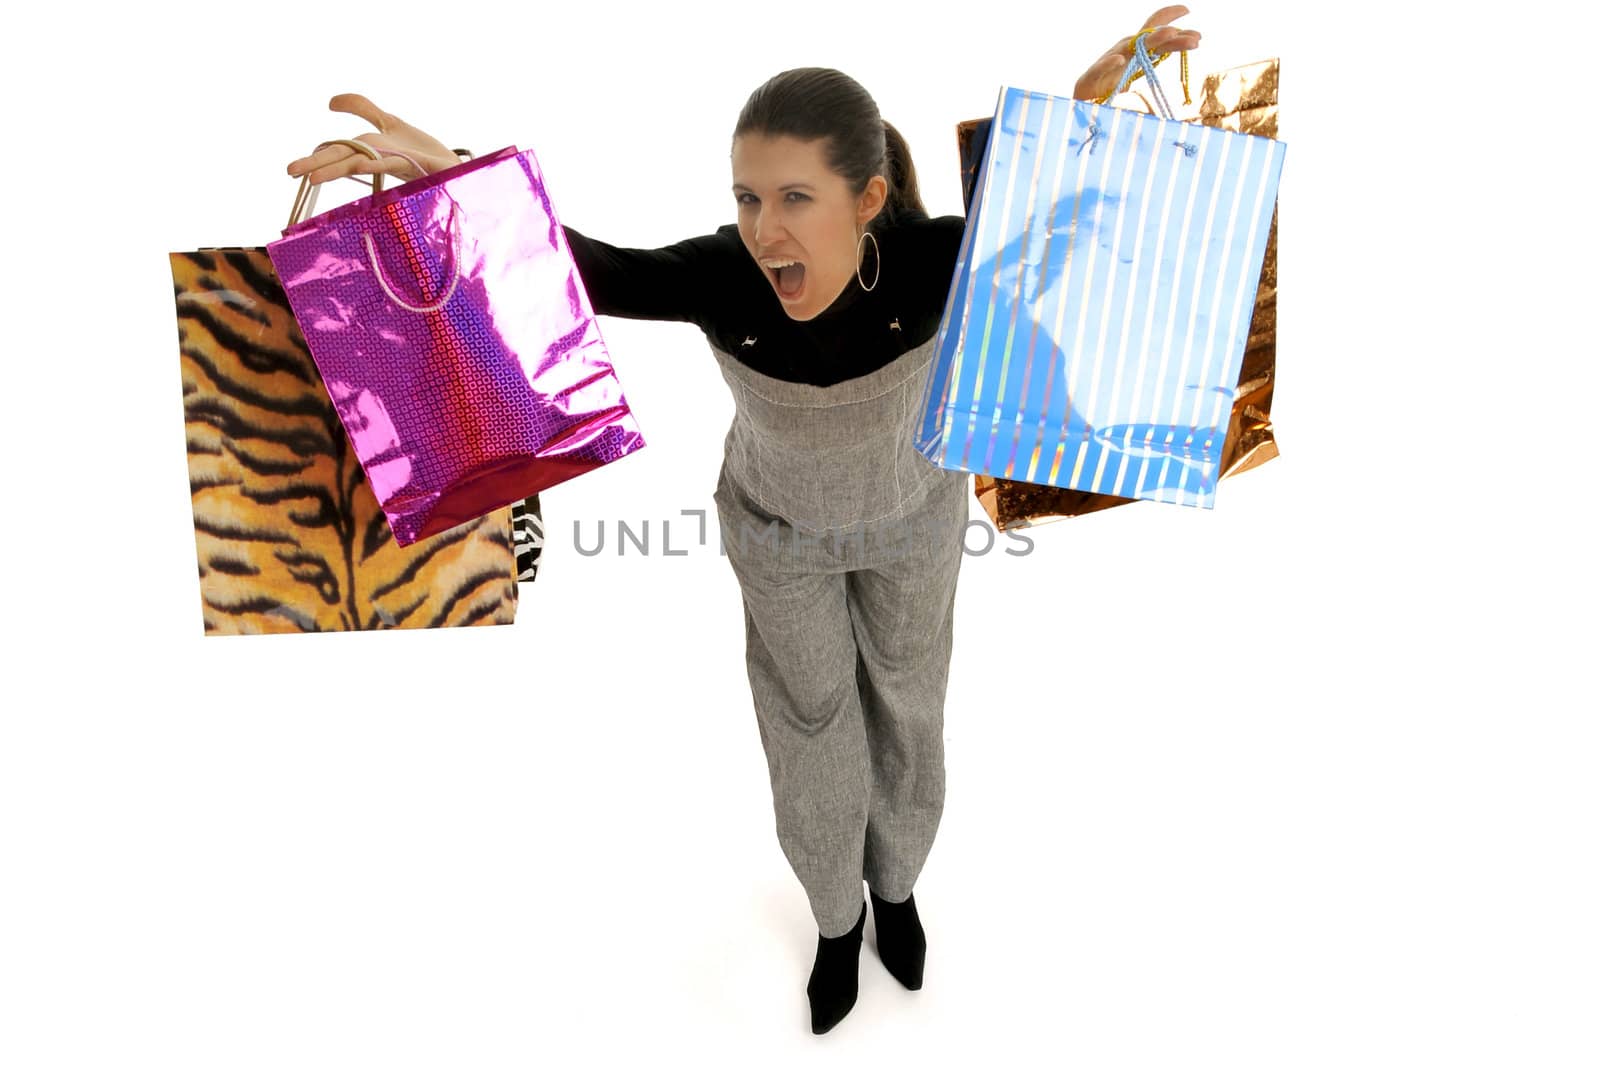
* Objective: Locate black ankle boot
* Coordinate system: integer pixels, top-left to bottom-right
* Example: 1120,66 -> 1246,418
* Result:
868,888 -> 925,990
806,900 -> 866,1034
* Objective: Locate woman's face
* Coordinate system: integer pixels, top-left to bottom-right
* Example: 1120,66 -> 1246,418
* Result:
731,133 -> 887,321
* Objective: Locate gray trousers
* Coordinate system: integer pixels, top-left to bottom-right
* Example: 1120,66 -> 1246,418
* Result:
709,337 -> 968,937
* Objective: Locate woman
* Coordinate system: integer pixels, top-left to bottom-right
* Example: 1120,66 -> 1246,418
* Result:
287,8 -> 1201,1034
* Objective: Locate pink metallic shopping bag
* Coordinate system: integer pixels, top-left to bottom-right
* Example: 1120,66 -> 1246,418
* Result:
266,142 -> 645,545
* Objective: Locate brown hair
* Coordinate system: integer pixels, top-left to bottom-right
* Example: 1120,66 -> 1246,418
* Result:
732,67 -> 926,235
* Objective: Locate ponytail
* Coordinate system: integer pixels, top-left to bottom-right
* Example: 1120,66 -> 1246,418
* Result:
878,118 -> 926,231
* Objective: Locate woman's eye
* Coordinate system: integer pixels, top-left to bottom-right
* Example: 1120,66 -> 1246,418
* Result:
735,192 -> 807,205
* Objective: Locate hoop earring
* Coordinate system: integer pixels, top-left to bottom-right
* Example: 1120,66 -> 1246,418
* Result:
856,229 -> 880,292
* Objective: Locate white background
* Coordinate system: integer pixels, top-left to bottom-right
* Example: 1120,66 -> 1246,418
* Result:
3,1 -> 1594,1064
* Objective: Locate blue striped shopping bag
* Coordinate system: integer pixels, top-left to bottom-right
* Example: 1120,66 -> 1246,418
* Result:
915,38 -> 1287,508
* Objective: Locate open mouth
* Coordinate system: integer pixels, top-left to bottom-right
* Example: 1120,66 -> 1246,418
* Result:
764,260 -> 806,300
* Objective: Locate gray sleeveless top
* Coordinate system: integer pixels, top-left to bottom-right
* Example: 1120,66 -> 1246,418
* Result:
707,335 -> 956,536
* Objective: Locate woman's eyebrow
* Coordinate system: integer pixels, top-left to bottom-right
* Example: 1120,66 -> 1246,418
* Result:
731,182 -> 817,192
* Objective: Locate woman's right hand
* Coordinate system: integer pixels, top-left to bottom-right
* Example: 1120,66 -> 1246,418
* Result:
1072,5 -> 1201,102
286,93 -> 459,185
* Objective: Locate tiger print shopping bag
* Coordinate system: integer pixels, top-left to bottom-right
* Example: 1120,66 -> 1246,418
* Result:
171,245 -> 526,635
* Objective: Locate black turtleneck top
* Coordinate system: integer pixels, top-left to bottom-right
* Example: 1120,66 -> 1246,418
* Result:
560,214 -> 967,387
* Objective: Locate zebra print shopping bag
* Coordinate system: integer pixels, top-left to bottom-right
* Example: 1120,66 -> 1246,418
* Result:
915,37 -> 1287,508
510,494 -> 544,582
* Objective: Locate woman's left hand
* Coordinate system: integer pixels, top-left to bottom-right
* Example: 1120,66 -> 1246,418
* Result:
1073,5 -> 1202,102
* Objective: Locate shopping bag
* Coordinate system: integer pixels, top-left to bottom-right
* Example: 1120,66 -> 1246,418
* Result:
266,141 -> 646,546
915,39 -> 1286,509
171,244 -> 522,635
510,494 -> 545,582
954,56 -> 1283,529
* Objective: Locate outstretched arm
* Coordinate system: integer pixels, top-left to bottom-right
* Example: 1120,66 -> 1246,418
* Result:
561,225 -> 726,325
283,98 -> 726,327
